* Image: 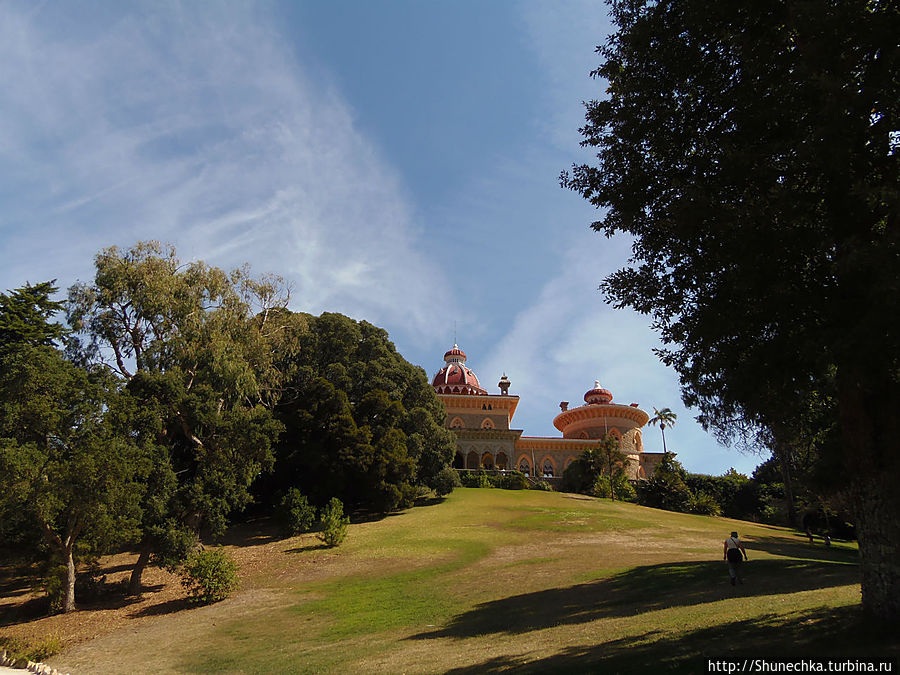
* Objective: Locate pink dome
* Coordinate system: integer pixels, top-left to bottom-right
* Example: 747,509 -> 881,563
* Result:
584,380 -> 613,405
432,344 -> 487,395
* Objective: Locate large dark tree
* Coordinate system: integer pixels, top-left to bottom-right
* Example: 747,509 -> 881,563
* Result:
561,0 -> 899,619
265,312 -> 455,513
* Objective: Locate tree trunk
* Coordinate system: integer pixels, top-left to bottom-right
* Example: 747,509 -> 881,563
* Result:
128,543 -> 152,595
838,365 -> 900,621
63,546 -> 76,613
774,440 -> 796,527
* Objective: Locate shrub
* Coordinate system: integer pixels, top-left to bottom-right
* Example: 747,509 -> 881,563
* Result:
318,497 -> 350,547
460,471 -> 492,488
432,467 -> 461,496
500,471 -> 529,490
531,479 -> 553,491
279,488 -> 317,535
592,475 -> 636,501
38,563 -> 68,615
180,547 -> 238,604
689,491 -> 722,516
0,636 -> 61,664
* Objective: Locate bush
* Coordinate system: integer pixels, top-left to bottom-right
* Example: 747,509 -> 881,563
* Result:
460,471 -> 492,488
689,491 -> 722,516
592,475 -> 636,501
180,547 -> 238,604
0,636 -> 61,664
499,471 -> 529,490
432,467 -> 461,496
531,479 -> 553,491
279,488 -> 317,535
38,563 -> 68,615
318,497 -> 350,547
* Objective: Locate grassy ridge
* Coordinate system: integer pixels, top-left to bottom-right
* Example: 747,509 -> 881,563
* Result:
169,488 -> 891,673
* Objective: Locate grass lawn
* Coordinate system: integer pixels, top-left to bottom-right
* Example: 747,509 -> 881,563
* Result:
7,488 -> 897,673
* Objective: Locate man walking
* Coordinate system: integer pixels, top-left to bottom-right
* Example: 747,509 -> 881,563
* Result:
724,531 -> 748,585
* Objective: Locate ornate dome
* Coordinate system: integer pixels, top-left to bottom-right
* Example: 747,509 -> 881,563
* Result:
584,380 -> 613,405
432,344 -> 487,395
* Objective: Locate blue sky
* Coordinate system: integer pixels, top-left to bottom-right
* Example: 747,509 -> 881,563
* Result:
0,0 -> 764,476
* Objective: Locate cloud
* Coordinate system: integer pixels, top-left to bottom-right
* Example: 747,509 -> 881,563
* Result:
480,229 -> 761,475
0,2 -> 454,340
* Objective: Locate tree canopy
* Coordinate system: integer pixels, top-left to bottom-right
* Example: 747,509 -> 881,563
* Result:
562,0 -> 899,619
0,345 -> 148,612
67,242 -> 289,591
265,312 -> 456,513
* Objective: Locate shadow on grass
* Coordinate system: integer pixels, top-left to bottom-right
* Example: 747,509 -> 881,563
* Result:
746,535 -> 859,565
410,558 -> 859,641
285,543 -> 330,554
443,605 -> 898,674
130,596 -> 193,618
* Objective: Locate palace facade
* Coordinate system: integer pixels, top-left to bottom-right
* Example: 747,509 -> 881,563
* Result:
432,345 -> 665,481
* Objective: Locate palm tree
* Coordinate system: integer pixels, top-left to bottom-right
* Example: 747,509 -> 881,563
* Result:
649,407 -> 677,455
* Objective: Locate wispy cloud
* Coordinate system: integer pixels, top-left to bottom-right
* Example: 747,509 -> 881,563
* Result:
0,2 -> 454,340
480,231 -> 760,475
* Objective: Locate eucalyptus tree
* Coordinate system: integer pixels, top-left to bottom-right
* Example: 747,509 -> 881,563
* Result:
68,242 -> 289,592
561,0 -> 900,618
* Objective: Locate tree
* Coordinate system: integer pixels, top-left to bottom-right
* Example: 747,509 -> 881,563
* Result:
648,407 -> 677,455
67,242 -> 288,593
0,281 -> 67,355
265,312 -> 455,513
634,454 -> 693,513
561,437 -> 630,500
0,346 -> 148,612
562,0 -> 900,619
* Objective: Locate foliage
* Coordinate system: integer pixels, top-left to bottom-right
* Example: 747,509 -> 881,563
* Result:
266,312 -> 456,513
688,491 -> 722,517
648,407 -> 676,454
634,454 -> 692,513
562,0 -> 899,618
459,470 -> 494,488
66,241 -> 287,591
592,474 -> 636,502
499,471 -> 529,490
318,497 -> 350,548
0,636 -> 61,664
685,469 -> 761,520
0,281 -> 67,355
432,467 -> 462,496
530,479 -> 553,491
279,489 -> 317,535
561,439 -> 630,500
180,547 -> 238,604
0,345 -> 149,612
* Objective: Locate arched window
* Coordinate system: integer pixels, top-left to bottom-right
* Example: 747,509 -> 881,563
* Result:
518,458 -> 531,477
488,404 -> 492,410
452,452 -> 464,469
564,456 -> 575,470
450,417 -> 465,429
580,431 -> 589,439
466,451 -> 479,469
634,430 -> 643,453
481,418 -> 495,429
496,452 -> 508,470
481,453 -> 494,469
542,459 -> 555,478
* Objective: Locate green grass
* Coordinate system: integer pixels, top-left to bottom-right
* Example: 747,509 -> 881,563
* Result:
105,489 -> 900,673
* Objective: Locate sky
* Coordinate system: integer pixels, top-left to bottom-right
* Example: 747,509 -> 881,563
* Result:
0,0 -> 766,476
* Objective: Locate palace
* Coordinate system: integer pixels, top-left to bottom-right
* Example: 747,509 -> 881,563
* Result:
432,345 -> 665,481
